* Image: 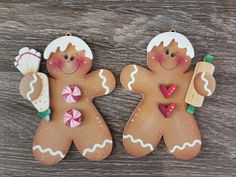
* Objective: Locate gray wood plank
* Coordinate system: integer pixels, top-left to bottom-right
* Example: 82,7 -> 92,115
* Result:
0,0 -> 235,176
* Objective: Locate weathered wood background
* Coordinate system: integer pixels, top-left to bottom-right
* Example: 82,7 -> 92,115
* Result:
0,0 -> 235,176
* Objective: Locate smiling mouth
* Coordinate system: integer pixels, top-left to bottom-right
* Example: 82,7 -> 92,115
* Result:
158,61 -> 179,70
58,64 -> 80,74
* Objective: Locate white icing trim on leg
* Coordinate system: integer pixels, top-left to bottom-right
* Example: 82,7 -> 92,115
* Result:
127,65 -> 138,90
123,134 -> 154,151
33,145 -> 65,158
99,69 -> 110,95
201,72 -> 212,96
82,139 -> 112,157
169,139 -> 201,153
26,73 -> 38,101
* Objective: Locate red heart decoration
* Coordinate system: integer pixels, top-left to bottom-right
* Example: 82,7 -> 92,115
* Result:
158,103 -> 176,118
159,84 -> 177,98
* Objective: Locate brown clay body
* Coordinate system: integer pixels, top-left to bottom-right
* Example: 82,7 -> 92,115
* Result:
31,44 -> 115,165
121,40 -> 215,160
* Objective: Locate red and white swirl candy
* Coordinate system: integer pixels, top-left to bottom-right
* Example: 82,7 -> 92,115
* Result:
62,85 -> 81,103
64,109 -> 82,128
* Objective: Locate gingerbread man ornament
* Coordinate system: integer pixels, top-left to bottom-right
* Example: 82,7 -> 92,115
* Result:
120,30 -> 216,160
15,33 -> 115,165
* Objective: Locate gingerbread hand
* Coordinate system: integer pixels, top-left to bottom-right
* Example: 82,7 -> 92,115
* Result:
19,73 -> 43,101
120,64 -> 153,93
194,72 -> 216,96
84,69 -> 116,98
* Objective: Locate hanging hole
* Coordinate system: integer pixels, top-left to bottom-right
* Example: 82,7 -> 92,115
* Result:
169,28 -> 176,32
66,32 -> 72,36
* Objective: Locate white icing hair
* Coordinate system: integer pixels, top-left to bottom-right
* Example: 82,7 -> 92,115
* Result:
147,32 -> 194,58
43,36 -> 93,60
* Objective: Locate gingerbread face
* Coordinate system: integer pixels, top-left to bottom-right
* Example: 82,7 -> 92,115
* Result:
147,40 -> 192,73
46,44 -> 92,78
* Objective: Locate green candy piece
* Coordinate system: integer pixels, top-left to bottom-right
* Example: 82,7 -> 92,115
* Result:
187,104 -> 195,114
204,55 -> 213,63
38,108 -> 51,118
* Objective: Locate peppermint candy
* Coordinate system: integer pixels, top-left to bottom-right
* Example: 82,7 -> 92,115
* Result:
62,85 -> 81,103
64,109 -> 82,128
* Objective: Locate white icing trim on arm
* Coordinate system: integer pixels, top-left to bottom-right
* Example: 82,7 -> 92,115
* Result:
201,72 -> 212,96
82,139 -> 112,156
147,32 -> 194,58
99,69 -> 110,94
33,145 -> 65,158
123,134 -> 154,151
43,36 -> 93,60
169,139 -> 201,153
26,73 -> 38,101
127,65 -> 138,90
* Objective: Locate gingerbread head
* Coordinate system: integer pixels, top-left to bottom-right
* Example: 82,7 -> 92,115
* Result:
44,34 -> 93,79
146,31 -> 194,74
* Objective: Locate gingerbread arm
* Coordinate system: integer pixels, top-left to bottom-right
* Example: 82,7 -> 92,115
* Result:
193,72 -> 216,96
84,69 -> 116,98
120,64 -> 153,94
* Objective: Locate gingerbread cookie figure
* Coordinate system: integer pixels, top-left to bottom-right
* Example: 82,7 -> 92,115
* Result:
120,30 -> 216,160
15,33 -> 115,165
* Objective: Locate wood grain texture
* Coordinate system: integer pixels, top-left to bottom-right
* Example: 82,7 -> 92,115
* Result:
0,0 -> 236,176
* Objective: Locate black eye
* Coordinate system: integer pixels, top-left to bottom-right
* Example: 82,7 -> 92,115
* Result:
171,53 -> 175,57
70,57 -> 74,61
64,54 -> 68,59
165,49 -> 170,55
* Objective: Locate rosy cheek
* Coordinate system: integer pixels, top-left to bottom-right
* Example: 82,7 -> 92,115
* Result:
48,58 -> 64,69
75,58 -> 85,67
176,55 -> 188,65
155,52 -> 164,62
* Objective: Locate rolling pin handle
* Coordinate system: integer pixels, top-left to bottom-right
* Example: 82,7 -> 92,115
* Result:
187,104 -> 196,114
204,55 -> 214,63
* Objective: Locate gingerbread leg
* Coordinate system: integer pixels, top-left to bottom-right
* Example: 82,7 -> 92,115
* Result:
123,99 -> 162,157
163,111 -> 201,160
72,104 -> 112,161
33,120 -> 72,165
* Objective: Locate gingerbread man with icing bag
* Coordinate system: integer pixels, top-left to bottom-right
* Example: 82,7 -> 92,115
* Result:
15,33 -> 115,165
121,30 -> 216,160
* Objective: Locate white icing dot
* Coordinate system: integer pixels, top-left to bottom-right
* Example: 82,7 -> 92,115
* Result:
84,61 -> 87,64
96,116 -> 99,119
49,62 -> 53,64
131,119 -> 134,122
135,113 -> 137,116
98,121 -> 101,124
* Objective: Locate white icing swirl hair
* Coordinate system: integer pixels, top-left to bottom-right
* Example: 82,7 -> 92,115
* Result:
147,32 -> 194,58
43,35 -> 93,60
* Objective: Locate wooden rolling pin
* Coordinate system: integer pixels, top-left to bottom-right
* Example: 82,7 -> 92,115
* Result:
185,55 -> 215,113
